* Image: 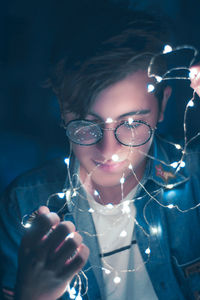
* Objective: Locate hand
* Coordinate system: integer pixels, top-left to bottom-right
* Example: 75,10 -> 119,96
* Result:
15,206 -> 89,300
189,65 -> 200,97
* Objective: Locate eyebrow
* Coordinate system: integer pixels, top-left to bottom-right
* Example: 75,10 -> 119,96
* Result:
88,110 -> 151,120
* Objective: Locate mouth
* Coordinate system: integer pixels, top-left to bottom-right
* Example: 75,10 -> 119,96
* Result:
93,159 -> 127,172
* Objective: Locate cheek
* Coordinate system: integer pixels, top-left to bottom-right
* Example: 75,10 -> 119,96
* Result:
72,144 -> 88,160
72,144 -> 95,169
127,138 -> 153,166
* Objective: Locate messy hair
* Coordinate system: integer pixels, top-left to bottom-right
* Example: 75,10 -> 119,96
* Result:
48,9 -> 169,118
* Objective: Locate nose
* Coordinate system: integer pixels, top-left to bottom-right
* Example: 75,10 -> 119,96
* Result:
96,129 -> 121,158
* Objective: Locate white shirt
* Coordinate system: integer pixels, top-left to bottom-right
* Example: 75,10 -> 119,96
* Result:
87,188 -> 158,300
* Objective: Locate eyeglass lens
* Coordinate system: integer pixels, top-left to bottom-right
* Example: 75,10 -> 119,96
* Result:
66,120 -> 152,146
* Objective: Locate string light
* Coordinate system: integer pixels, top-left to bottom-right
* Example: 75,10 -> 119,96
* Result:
67,286 -> 76,299
175,144 -> 182,150
120,176 -> 125,184
145,248 -> 151,255
72,190 -> 77,197
171,161 -> 185,168
147,83 -> 155,93
112,154 -> 119,162
58,192 -> 65,199
189,68 -> 198,79
167,204 -> 174,209
166,184 -> 174,189
104,268 -> 111,275
128,117 -> 134,124
180,161 -> 185,168
163,44 -> 173,54
21,45 -> 200,298
128,163 -> 133,170
106,203 -> 114,209
155,76 -> 163,83
23,222 -> 31,228
113,276 -> 121,284
122,201 -> 131,214
170,162 -> 178,168
94,190 -> 99,196
188,99 -> 195,107
64,158 -> 70,166
120,230 -> 128,238
150,226 -> 158,235
106,117 -> 113,123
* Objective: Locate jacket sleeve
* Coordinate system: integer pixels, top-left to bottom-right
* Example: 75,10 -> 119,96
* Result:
0,183 -> 25,292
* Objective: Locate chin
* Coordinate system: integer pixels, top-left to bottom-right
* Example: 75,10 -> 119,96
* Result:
90,168 -> 132,188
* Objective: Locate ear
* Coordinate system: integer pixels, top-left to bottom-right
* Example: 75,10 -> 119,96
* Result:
158,86 -> 172,122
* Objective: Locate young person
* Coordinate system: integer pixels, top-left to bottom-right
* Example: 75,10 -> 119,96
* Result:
1,7 -> 200,300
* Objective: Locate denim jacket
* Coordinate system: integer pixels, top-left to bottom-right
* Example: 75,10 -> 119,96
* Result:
0,136 -> 200,300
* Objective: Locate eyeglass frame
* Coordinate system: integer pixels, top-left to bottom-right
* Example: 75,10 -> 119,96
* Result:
63,119 -> 155,147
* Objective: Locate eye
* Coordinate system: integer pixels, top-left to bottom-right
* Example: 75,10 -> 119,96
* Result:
123,120 -> 141,129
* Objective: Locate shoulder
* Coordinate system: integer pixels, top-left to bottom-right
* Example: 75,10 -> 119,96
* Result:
10,156 -> 67,189
4,156 -> 68,196
0,156 -> 68,217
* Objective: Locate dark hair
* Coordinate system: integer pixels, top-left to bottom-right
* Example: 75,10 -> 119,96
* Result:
48,7 -> 169,118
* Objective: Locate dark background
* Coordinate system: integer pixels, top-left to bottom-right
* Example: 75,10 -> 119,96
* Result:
1,0 -> 200,193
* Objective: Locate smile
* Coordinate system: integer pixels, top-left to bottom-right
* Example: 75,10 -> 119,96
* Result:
93,159 -> 127,172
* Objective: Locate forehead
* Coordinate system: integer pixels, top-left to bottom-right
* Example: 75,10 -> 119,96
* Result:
89,70 -> 158,119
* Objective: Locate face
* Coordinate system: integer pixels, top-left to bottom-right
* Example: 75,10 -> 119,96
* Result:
65,71 -> 168,191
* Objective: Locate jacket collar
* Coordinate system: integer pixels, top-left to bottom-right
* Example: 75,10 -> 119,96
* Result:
148,136 -> 189,188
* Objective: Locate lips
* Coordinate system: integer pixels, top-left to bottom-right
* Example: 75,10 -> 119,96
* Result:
93,159 -> 126,172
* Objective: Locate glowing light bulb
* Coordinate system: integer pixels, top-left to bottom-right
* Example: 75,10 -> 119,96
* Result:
171,162 -> 178,168
145,248 -> 151,255
104,268 -> 111,275
189,68 -> 198,79
122,201 -> 131,214
188,100 -> 194,107
69,293 -> 76,299
180,161 -> 185,168
66,190 -> 71,200
112,154 -> 119,162
106,203 -> 114,209
163,44 -> 173,54
155,76 -> 162,83
167,204 -> 174,209
88,208 -> 94,213
67,286 -> 76,299
64,158 -> 70,166
76,295 -> 82,300
151,227 -> 158,234
58,192 -> 65,199
72,190 -> 77,197
120,177 -> 125,184
24,222 -> 31,228
128,164 -> 133,170
147,83 -> 155,93
175,144 -> 182,150
94,190 -> 99,196
113,276 -> 121,284
120,230 -> 127,237
128,117 -> 134,124
166,184 -> 174,189
106,117 -> 113,123
68,232 -> 75,239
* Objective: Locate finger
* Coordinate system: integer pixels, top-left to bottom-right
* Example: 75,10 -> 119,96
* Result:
41,221 -> 75,256
38,206 -> 50,214
21,213 -> 60,251
46,232 -> 83,271
58,244 -> 89,281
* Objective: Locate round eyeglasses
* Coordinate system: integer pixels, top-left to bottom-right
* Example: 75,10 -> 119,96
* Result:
64,119 -> 154,147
